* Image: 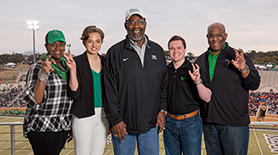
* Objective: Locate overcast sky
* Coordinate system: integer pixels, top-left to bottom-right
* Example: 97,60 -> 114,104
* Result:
1,0 -> 277,56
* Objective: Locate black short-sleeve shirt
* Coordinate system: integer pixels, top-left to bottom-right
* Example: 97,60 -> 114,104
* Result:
167,59 -> 201,115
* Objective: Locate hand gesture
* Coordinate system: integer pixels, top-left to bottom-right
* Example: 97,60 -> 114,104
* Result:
112,121 -> 128,142
188,63 -> 201,83
231,48 -> 246,71
63,50 -> 76,70
41,55 -> 55,74
156,111 -> 166,134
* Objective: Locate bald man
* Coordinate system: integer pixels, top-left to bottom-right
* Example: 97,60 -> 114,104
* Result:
195,22 -> 260,155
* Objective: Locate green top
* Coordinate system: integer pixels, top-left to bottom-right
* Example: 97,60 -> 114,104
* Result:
208,42 -> 227,82
91,68 -> 103,108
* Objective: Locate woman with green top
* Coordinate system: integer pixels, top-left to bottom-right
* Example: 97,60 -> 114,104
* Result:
69,25 -> 109,155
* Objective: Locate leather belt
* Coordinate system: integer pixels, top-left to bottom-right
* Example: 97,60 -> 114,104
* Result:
167,110 -> 199,120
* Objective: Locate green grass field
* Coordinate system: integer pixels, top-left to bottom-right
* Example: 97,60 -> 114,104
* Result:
0,116 -> 278,155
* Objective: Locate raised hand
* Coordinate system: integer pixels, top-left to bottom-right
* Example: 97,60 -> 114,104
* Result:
231,48 -> 246,71
41,55 -> 55,74
188,63 -> 201,83
63,50 -> 76,70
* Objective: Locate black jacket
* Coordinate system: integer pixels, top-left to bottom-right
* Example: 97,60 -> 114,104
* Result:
195,44 -> 260,126
69,52 -> 106,118
104,36 -> 168,134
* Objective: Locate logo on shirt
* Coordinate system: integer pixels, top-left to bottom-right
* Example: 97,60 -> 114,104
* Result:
225,59 -> 230,67
181,76 -> 189,80
151,55 -> 157,60
123,57 -> 129,62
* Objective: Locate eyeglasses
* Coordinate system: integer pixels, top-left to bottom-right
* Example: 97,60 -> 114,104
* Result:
126,19 -> 145,26
207,33 -> 225,40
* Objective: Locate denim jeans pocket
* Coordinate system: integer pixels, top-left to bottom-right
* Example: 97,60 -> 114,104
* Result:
187,114 -> 201,125
165,114 -> 171,121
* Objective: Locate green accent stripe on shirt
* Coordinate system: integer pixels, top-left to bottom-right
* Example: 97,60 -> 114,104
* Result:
208,42 -> 227,82
91,68 -> 103,108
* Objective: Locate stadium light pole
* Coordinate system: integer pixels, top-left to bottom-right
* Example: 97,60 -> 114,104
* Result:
27,21 -> 39,64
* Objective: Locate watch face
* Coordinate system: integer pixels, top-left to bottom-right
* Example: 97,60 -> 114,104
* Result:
239,64 -> 249,73
161,110 -> 167,115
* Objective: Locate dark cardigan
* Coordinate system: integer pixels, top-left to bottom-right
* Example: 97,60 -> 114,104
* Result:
69,52 -> 106,118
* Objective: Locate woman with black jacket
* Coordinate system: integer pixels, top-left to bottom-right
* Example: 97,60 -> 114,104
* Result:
69,25 -> 109,155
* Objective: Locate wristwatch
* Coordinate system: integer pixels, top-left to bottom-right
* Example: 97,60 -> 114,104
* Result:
239,64 -> 249,73
160,110 -> 167,115
194,79 -> 203,85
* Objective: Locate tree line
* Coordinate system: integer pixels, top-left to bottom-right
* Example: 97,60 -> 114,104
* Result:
245,50 -> 278,65
0,53 -> 42,65
183,50 -> 278,65
1,50 -> 278,66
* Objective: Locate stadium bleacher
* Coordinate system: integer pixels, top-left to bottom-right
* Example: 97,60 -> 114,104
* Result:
1,67 -> 278,118
1,65 -> 278,154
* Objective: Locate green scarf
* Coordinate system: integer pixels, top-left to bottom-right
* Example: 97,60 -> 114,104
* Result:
40,54 -> 69,81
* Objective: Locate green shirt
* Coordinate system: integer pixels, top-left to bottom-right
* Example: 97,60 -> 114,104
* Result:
91,68 -> 103,108
208,43 -> 227,82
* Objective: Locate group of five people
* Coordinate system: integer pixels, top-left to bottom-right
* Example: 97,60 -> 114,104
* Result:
23,8 -> 260,155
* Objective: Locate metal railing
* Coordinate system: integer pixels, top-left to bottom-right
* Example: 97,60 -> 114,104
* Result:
1,121 -> 278,155
0,122 -> 23,155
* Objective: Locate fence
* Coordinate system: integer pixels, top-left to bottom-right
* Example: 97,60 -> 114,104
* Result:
0,122 -> 23,155
1,121 -> 278,155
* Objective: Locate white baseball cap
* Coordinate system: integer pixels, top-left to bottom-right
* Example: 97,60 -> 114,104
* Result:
125,8 -> 145,21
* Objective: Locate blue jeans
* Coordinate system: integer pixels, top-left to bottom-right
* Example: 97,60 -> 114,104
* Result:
112,126 -> 159,155
163,113 -> 202,155
203,124 -> 249,155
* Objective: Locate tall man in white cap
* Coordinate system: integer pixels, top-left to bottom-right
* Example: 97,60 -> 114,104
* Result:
104,8 -> 168,155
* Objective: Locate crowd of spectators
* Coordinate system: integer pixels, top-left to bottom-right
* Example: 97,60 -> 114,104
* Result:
249,90 -> 278,116
0,85 -> 26,107
18,75 -> 26,82
1,85 -> 278,116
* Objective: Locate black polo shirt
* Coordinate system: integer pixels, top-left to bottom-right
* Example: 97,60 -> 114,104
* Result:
167,59 -> 201,115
